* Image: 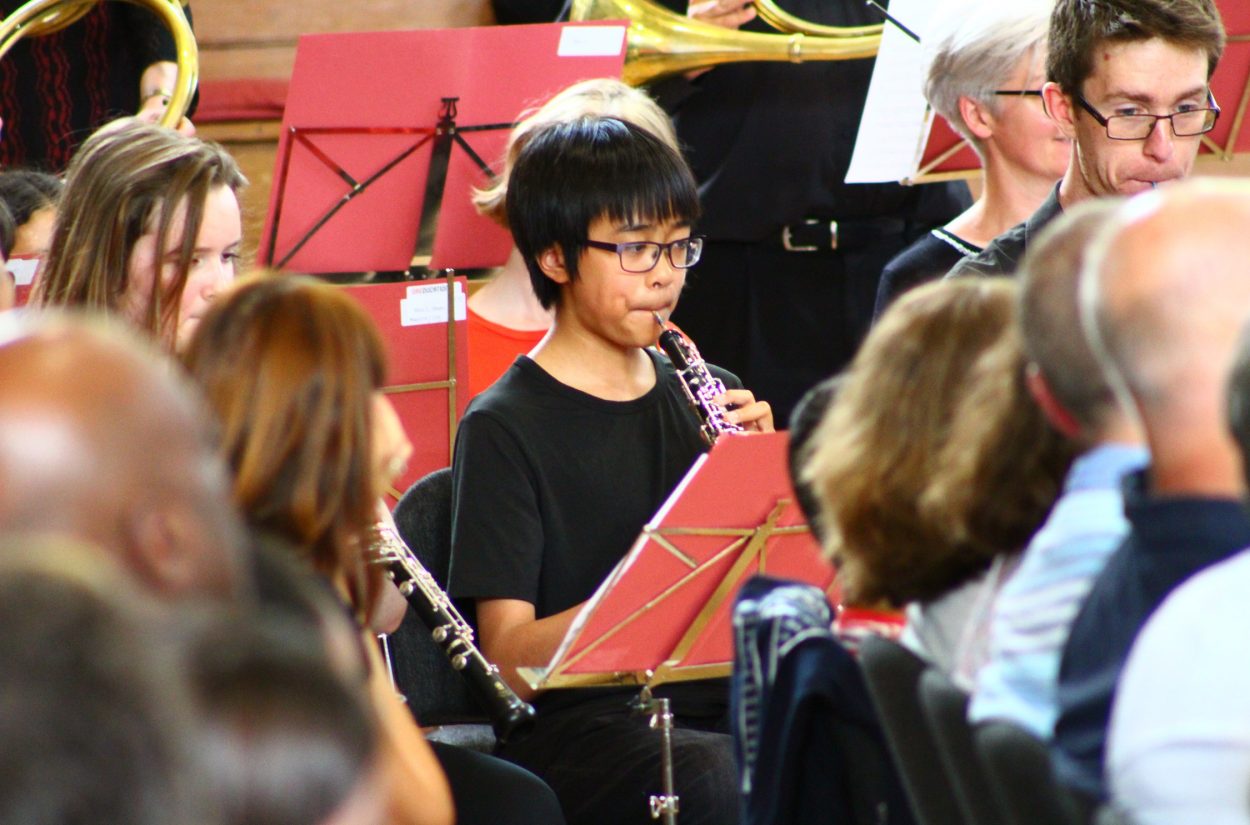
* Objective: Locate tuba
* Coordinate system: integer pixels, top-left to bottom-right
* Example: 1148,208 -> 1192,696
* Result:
570,0 -> 881,86
0,0 -> 197,127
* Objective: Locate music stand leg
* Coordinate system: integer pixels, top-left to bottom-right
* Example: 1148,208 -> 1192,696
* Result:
634,687 -> 680,823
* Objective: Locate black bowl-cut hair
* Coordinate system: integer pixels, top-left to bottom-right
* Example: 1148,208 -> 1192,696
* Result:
505,115 -> 700,310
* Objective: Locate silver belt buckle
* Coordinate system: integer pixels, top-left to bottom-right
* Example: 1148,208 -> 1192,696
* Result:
781,219 -> 839,252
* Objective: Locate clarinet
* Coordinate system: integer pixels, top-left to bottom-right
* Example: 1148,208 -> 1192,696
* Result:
654,312 -> 744,446
369,520 -> 536,743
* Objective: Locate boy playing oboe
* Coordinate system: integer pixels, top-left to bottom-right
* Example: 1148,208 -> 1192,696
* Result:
449,115 -> 772,825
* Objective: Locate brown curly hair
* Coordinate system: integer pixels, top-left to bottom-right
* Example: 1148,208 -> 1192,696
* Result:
922,322 -> 1077,565
804,278 -> 1071,607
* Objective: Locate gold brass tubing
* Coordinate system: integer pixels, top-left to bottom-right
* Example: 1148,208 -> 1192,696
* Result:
753,0 -> 883,40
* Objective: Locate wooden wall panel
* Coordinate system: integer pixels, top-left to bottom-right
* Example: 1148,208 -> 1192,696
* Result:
195,0 -> 496,80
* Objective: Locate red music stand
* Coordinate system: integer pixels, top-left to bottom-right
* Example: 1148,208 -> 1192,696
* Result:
340,275 -> 468,504
520,431 -> 837,691
1203,1 -> 1250,161
259,22 -> 627,275
257,23 -> 626,498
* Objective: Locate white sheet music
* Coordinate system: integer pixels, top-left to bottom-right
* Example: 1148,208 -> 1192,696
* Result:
844,0 -> 939,184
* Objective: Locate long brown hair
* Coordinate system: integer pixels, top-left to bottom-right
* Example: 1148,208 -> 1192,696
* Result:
36,119 -> 246,345
804,278 -> 1067,606
182,275 -> 386,619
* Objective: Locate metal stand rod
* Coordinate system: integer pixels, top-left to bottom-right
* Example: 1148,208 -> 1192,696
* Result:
648,695 -> 679,824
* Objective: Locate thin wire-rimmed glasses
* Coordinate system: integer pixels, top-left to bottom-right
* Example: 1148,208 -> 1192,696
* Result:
1075,92 -> 1220,140
583,236 -> 705,273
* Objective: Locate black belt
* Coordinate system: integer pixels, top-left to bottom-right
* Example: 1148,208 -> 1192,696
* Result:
778,217 -> 908,252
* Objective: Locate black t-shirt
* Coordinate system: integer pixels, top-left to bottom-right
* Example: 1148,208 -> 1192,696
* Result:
946,185 -> 1065,280
449,349 -> 741,620
449,349 -> 740,716
874,227 -> 983,317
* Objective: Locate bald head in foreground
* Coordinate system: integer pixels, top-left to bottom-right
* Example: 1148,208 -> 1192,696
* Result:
1083,178 -> 1250,495
1049,179 -> 1250,802
1104,181 -> 1250,824
0,313 -> 245,599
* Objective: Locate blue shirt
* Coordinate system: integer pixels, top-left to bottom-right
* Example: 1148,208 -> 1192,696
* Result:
969,443 -> 1149,737
1050,469 -> 1250,800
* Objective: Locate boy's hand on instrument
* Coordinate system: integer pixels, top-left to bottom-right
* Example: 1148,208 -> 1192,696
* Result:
718,389 -> 774,432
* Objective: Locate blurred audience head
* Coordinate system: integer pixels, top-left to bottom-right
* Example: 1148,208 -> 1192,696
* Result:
1082,178 -> 1250,495
183,274 -> 400,622
0,312 -> 246,599
0,537 -> 209,825
787,375 -> 844,545
1017,196 -> 1131,447
185,610 -> 384,825
805,278 -> 1071,606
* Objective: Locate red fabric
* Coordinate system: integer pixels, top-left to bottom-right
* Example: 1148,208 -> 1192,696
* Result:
196,78 -> 287,122
466,305 -> 547,398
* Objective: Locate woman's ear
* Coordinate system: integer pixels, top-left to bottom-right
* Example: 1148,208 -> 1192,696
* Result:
537,245 -> 571,286
957,95 -> 995,142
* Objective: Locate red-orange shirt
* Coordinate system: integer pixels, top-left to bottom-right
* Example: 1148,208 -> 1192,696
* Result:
466,307 -> 548,398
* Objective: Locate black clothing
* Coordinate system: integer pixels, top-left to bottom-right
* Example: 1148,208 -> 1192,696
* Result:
732,576 -> 913,825
448,350 -> 743,825
430,741 -> 568,825
499,689 -> 738,825
646,0 -> 970,421
449,350 -> 740,621
945,184 -> 1064,279
1051,469 -> 1250,800
0,2 -> 193,172
490,0 -> 565,23
874,227 -> 982,317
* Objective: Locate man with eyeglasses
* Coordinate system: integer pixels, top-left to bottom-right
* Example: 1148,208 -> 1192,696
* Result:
948,0 -> 1225,280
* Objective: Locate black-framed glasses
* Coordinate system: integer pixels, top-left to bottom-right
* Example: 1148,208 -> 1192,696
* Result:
1075,92 -> 1220,140
583,235 -> 705,273
993,89 -> 1043,98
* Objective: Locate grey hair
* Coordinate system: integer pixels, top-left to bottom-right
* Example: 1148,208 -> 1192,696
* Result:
924,0 -> 1055,154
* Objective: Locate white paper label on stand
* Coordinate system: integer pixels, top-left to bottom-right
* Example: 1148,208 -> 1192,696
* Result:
7,257 -> 39,286
399,281 -> 466,327
557,25 -> 626,58
845,0 -> 938,184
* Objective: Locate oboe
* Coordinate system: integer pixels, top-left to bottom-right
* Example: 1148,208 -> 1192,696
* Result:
369,520 -> 536,743
654,312 -> 744,446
